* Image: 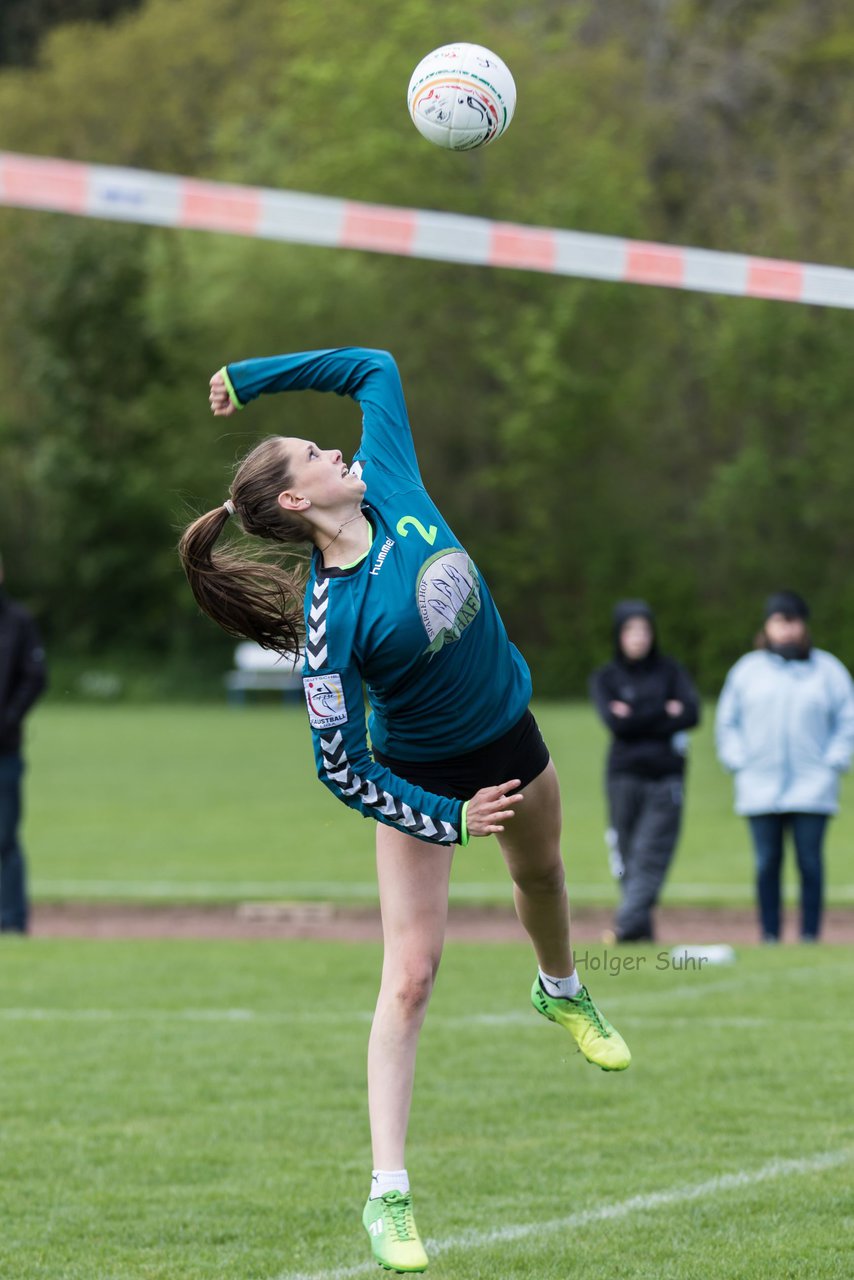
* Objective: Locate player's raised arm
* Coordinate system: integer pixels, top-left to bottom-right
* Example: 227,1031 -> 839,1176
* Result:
209,348 -> 422,485
210,347 -> 397,410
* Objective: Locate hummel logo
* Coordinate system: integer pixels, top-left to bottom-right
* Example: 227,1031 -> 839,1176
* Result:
369,536 -> 394,577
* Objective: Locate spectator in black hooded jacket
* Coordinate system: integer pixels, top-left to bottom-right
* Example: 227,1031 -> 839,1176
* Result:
589,600 -> 700,942
0,555 -> 47,933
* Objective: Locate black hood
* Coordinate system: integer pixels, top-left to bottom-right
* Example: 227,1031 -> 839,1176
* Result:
764,590 -> 809,622
612,598 -> 658,663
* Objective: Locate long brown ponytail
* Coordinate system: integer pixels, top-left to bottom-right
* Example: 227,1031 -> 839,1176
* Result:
178,436 -> 310,658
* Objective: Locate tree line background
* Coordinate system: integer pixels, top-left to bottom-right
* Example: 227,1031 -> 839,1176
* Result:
1,0 -> 853,698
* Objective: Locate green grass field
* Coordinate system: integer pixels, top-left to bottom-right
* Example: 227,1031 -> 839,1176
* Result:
7,704 -> 853,1276
0,938 -> 851,1279
23,702 -> 854,907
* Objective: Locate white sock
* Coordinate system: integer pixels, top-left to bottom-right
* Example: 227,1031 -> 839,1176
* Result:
370,1168 -> 410,1199
538,967 -> 582,999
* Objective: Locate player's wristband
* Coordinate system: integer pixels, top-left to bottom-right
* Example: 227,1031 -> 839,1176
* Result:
220,365 -> 244,409
459,801 -> 470,846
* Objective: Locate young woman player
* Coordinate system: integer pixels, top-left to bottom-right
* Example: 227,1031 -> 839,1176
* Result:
179,346 -> 630,1274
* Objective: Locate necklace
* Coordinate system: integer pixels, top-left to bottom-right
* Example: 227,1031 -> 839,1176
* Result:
319,512 -> 366,554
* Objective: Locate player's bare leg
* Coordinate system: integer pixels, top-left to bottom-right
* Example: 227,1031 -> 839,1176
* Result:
369,825 -> 452,1167
497,760 -> 631,1071
494,759 -> 572,974
363,825 -> 451,1271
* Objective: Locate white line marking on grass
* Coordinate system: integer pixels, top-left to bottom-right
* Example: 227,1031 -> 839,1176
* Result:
626,959 -> 854,1005
2,1006 -> 852,1033
31,877 -> 854,902
31,878 -> 384,901
271,1150 -> 852,1280
0,1007 -> 374,1026
660,882 -> 854,901
0,1007 -> 540,1029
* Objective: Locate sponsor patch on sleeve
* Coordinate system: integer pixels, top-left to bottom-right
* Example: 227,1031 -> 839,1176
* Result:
303,673 -> 348,729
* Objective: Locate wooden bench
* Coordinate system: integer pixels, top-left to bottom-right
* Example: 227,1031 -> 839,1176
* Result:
225,641 -> 304,704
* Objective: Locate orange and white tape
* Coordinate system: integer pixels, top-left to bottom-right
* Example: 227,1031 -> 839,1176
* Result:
2,150 -> 853,309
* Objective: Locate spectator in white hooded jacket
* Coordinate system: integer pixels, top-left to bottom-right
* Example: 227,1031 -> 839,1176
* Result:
715,591 -> 854,942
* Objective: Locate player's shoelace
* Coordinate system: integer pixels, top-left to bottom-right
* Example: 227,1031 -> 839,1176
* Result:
385,1195 -> 418,1242
571,988 -> 611,1036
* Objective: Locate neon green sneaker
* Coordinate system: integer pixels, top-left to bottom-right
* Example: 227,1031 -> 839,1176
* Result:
531,978 -> 631,1071
362,1190 -> 429,1273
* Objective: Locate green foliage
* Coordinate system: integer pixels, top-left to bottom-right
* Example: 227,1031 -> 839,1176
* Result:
0,0 -> 142,69
1,0 -> 854,693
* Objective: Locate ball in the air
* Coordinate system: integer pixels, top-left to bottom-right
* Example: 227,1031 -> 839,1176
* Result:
406,43 -> 516,151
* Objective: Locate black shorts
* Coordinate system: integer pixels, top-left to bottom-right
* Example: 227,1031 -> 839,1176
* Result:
372,709 -> 551,801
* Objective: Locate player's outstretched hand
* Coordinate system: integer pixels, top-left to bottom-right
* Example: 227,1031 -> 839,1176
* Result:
209,371 -> 237,417
465,779 -> 524,837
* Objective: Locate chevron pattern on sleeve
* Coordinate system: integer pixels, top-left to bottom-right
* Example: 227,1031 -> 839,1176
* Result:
319,731 -> 458,844
306,579 -> 329,671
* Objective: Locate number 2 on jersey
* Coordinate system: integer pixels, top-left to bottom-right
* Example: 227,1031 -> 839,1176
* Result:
396,515 -> 437,545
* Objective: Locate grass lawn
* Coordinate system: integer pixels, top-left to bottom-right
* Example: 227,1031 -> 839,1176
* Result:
22,701 -> 854,907
0,937 -> 851,1279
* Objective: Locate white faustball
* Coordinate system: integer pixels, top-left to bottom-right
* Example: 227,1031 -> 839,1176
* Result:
406,43 -> 516,151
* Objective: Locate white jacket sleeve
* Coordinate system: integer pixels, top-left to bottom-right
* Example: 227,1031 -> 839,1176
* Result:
822,658 -> 854,771
715,668 -> 746,772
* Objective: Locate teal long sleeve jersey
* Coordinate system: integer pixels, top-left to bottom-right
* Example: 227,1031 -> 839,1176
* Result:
222,348 -> 532,846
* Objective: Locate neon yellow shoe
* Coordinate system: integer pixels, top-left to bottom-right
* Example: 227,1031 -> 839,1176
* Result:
531,978 -> 631,1071
362,1190 -> 429,1273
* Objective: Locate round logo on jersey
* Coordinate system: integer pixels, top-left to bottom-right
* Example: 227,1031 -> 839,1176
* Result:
303,674 -> 348,729
416,549 -> 481,654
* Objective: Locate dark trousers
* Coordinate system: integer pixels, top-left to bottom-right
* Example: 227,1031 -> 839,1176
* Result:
747,813 -> 828,942
0,754 -> 28,933
607,773 -> 684,941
